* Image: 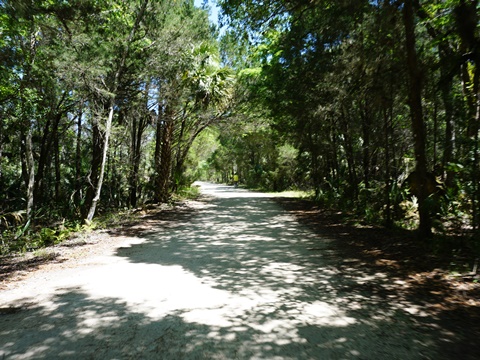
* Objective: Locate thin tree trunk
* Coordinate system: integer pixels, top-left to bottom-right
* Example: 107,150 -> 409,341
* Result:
0,114 -> 3,189
34,94 -> 66,205
154,110 -> 164,202
134,116 -> 145,201
384,106 -> 392,228
54,126 -> 61,202
86,0 -> 149,221
441,79 -> 455,187
87,105 -> 114,221
84,113 -> 102,218
330,118 -> 340,188
472,67 -> 480,232
109,144 -> 117,206
156,107 -> 174,203
433,101 -> 438,167
341,113 -> 357,198
454,0 -> 480,231
129,115 -> 139,207
20,21 -> 38,226
20,134 -> 28,191
75,100 -> 84,208
413,0 -> 456,187
472,120 -> 480,234
129,91 -> 149,207
25,127 -> 35,223
361,101 -> 371,189
172,106 -> 189,192
174,120 -> 214,180
33,116 -> 51,205
308,129 -> 321,199
403,0 -> 431,238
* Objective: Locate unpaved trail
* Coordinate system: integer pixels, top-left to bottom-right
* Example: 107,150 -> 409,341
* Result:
0,182 -> 449,359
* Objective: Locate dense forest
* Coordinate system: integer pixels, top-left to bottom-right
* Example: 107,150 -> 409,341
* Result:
0,0 -> 235,251
1,0 -> 479,253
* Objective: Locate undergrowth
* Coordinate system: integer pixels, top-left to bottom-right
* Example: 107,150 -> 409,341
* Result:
0,185 -> 202,256
171,184 -> 201,201
0,220 -> 96,256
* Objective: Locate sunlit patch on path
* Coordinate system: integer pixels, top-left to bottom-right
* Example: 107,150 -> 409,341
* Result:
0,182 -> 443,358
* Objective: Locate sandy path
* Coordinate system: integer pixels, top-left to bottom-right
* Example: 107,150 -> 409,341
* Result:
0,182 -> 439,359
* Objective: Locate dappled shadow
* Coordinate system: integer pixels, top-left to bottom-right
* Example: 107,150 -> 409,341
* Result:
1,183 -> 476,358
111,183 -> 445,358
275,196 -> 480,360
0,253 -> 64,285
0,287 -> 433,359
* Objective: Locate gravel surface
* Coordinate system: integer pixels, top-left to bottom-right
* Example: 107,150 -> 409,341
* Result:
0,182 -> 451,359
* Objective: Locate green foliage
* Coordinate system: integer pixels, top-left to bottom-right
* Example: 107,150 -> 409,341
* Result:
0,0 -> 228,252
214,0 -> 480,248
1,0 -> 479,256
172,185 -> 201,201
0,221 -> 79,255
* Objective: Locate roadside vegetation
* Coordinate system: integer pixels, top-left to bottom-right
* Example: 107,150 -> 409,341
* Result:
1,0 -> 480,267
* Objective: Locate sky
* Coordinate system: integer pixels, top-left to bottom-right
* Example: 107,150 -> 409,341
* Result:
194,0 -> 220,26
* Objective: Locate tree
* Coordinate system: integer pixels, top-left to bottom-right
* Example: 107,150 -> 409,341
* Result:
171,43 -> 235,190
402,0 -> 431,237
85,0 -> 150,221
146,3 -> 234,202
217,0 -> 480,238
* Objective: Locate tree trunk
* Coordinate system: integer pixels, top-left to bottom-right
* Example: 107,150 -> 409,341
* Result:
129,115 -> 139,207
135,117 -> 145,200
403,0 -> 431,238
75,100 -> 84,208
441,78 -> 455,187
154,109 -> 164,202
33,116 -> 51,205
472,66 -> 480,232
341,113 -> 357,199
172,106 -> 189,192
413,0 -> 457,188
25,127 -> 35,224
83,113 -> 102,218
86,104 -> 114,221
329,117 -> 340,189
460,56 -> 480,233
454,0 -> 480,231
361,101 -> 371,189
129,95 -> 149,207
308,129 -> 322,199
156,107 -> 175,203
20,21 -> 38,226
54,126 -> 61,202
0,114 -> 3,191
107,142 -> 114,205
85,0 -> 149,221
384,106 -> 392,228
174,121 -> 212,184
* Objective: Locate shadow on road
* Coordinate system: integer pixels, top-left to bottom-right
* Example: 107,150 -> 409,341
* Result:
0,183 -> 474,359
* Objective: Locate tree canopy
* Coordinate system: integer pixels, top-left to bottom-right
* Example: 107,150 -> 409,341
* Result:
0,0 -> 235,250
1,0 -> 479,252
214,0 -> 480,240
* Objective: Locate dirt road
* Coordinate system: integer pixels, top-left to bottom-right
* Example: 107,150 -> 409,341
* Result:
0,182 -> 449,359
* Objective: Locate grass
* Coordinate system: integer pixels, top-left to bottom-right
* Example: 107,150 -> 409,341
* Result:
32,248 -> 58,261
266,190 -> 315,198
172,185 -> 202,201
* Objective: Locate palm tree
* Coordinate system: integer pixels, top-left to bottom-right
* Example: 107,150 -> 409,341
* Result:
156,41 -> 235,199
